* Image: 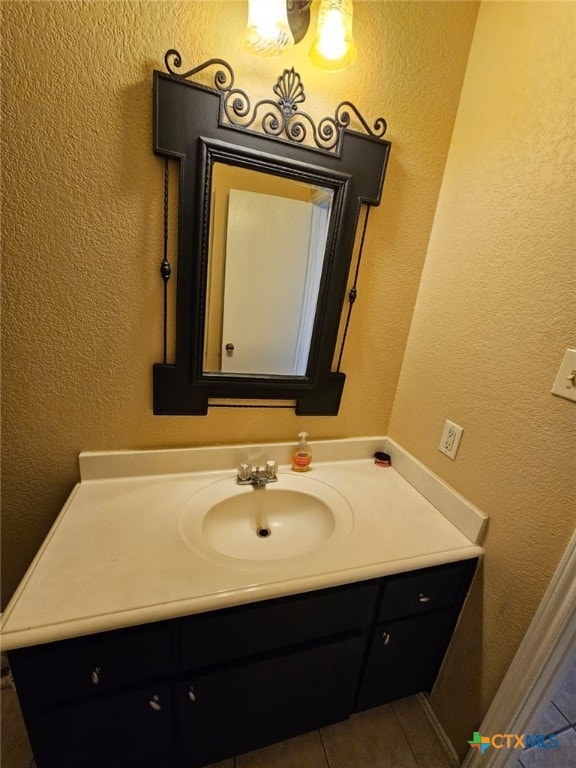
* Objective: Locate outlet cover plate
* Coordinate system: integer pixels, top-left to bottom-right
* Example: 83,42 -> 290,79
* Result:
439,420 -> 464,460
551,349 -> 576,403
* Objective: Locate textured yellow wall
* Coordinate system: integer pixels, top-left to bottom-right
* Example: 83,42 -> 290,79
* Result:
388,1 -> 576,755
1,1 -> 478,604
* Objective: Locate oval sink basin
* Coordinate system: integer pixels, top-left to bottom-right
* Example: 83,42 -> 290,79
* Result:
180,474 -> 353,562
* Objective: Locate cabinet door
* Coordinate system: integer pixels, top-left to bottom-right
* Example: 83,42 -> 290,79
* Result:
178,636 -> 365,767
27,682 -> 175,768
355,610 -> 453,711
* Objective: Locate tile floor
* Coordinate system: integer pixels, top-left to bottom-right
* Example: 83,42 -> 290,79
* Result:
514,651 -> 576,768
1,680 -> 457,768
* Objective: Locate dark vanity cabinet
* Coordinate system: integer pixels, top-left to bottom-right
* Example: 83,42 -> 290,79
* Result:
8,559 -> 477,768
355,561 -> 475,709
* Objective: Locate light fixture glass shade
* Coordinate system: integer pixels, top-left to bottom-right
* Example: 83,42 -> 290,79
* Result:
243,0 -> 295,58
309,0 -> 357,71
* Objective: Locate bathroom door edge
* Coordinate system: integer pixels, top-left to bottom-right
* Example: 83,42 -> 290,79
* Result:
462,525 -> 576,768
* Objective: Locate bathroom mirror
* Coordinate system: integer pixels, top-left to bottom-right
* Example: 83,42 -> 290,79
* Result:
153,52 -> 390,415
204,163 -> 333,376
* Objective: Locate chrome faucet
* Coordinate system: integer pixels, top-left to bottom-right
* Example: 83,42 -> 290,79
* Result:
237,461 -> 278,486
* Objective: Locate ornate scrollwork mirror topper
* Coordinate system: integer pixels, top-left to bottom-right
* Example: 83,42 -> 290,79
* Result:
164,49 -> 387,154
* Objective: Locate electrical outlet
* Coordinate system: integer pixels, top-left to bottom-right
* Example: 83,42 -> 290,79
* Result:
439,420 -> 464,460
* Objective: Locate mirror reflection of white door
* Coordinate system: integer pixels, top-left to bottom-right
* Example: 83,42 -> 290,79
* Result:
293,201 -> 330,374
221,189 -> 316,375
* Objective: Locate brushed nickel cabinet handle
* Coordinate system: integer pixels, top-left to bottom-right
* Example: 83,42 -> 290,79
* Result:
149,694 -> 162,711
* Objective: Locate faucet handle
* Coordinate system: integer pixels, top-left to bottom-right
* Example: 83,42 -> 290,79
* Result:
237,463 -> 251,482
264,460 -> 278,479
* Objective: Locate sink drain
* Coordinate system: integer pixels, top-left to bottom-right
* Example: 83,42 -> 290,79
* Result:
257,527 -> 271,538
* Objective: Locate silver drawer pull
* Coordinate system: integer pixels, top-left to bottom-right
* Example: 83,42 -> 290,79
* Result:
419,593 -> 431,603
382,631 -> 390,645
149,694 -> 162,711
91,667 -> 101,685
188,686 -> 197,702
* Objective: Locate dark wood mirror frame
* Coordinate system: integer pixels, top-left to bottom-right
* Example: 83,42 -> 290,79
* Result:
152,52 -> 390,415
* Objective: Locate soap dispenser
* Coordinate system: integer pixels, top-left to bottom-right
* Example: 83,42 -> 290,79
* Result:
292,432 -> 312,472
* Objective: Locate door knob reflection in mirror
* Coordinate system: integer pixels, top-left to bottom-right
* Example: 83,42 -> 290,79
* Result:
225,343 -> 235,357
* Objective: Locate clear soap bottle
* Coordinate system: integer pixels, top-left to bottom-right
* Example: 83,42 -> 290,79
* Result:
292,432 -> 312,472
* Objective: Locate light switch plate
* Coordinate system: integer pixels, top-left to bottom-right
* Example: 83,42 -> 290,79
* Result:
551,349 -> 576,403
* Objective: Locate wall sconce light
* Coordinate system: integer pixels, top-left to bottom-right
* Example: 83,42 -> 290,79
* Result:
243,0 -> 357,71
243,0 -> 295,58
309,0 -> 357,71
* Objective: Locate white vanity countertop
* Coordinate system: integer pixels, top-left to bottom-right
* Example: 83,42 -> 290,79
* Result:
0,437 -> 487,650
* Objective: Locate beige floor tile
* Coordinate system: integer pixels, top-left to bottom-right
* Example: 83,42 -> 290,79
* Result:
391,696 -> 457,768
0,685 -> 34,768
236,730 -> 329,768
321,705 -> 419,768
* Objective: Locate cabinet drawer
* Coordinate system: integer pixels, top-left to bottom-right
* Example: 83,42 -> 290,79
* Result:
377,561 -> 471,621
9,622 -> 171,709
181,580 -> 378,670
